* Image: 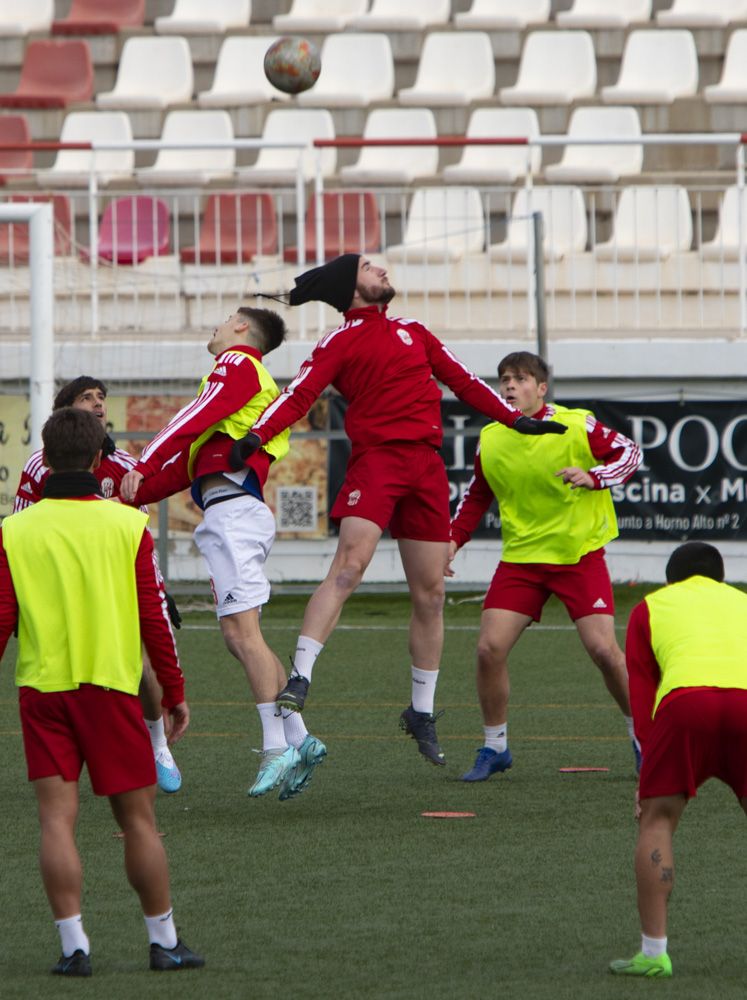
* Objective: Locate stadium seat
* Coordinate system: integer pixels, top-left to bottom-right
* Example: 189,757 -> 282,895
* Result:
180,193 -> 277,264
88,195 -> 170,265
556,0 -> 651,28
500,31 -> 596,106
386,187 -> 486,262
398,33 -> 495,107
442,108 -> 541,185
197,36 -> 290,106
601,30 -> 698,104
36,111 -> 134,188
339,108 -> 438,185
704,31 -> 747,103
96,37 -> 193,109
0,115 -> 33,185
657,0 -> 747,27
297,34 -> 394,108
348,0 -> 450,31
699,187 -> 747,259
155,0 -> 251,34
455,0 -> 551,30
237,109 -> 336,186
0,194 -> 72,263
595,186 -> 692,260
283,191 -> 380,263
489,186 -> 587,262
135,110 -> 235,186
543,106 -> 643,184
273,0 -> 368,33
0,40 -> 93,110
0,0 -> 53,36
52,0 -> 145,35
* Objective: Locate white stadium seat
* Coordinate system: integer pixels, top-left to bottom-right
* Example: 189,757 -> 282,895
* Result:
387,187 -> 486,262
197,36 -> 290,106
601,30 -> 698,104
273,0 -> 368,33
339,108 -> 438,185
0,0 -> 53,36
455,0 -> 551,31
489,186 -> 588,262
657,0 -> 747,27
237,109 -> 336,186
36,111 -> 134,188
595,186 -> 692,260
700,187 -> 747,259
297,34 -> 394,108
135,110 -> 235,186
500,31 -> 596,106
704,31 -> 747,104
96,36 -> 193,109
543,106 -> 643,184
556,0 -> 651,28
349,0 -> 450,31
154,0 -> 251,33
398,32 -> 495,107
442,108 -> 541,185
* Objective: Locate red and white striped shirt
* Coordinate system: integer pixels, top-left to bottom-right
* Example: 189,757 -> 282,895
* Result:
13,444 -> 138,512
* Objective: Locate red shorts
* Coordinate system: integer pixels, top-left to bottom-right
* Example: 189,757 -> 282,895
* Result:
330,442 -> 451,542
483,548 -> 614,621
19,684 -> 156,796
639,688 -> 747,801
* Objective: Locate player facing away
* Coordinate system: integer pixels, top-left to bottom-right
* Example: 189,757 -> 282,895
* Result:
0,408 -> 203,976
611,542 -> 747,978
448,351 -> 642,781
13,376 -> 183,793
119,308 -> 326,800
228,254 -> 566,766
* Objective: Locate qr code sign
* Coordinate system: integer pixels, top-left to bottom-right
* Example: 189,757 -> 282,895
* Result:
277,486 -> 317,531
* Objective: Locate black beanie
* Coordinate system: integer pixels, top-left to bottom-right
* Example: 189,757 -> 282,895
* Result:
289,253 -> 360,313
54,375 -> 107,410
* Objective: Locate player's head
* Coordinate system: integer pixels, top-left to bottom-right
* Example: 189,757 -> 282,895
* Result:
209,308 -> 287,357
498,352 -> 550,384
665,541 -> 725,584
497,352 -> 550,416
288,253 -> 393,313
42,407 -> 106,474
54,376 -> 108,425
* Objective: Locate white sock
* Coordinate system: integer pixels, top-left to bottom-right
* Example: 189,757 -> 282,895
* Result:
624,715 -> 636,741
55,914 -> 90,957
641,933 -> 667,958
484,724 -> 507,753
292,635 -> 324,682
282,707 -> 309,749
256,702 -> 286,751
145,716 -> 167,752
144,909 -> 178,950
411,666 -> 438,714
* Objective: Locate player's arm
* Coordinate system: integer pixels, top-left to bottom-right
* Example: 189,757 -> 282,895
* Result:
449,449 -> 495,565
585,415 -> 642,489
0,528 -> 19,658
134,528 -> 189,742
625,601 -> 660,751
12,453 -> 46,512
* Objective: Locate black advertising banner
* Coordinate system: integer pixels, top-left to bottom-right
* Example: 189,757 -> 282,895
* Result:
328,397 -> 747,541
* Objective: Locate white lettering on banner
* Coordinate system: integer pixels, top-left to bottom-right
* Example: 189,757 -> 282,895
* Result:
446,415 -> 470,471
669,416 -> 719,472
722,416 -> 747,470
630,413 -> 747,472
721,478 -> 745,501
611,479 -> 687,503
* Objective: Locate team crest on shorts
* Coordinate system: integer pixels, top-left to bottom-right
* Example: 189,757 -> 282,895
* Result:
100,477 -> 114,498
397,328 -> 413,346
347,489 -> 361,506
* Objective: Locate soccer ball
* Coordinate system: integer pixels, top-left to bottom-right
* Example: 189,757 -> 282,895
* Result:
264,36 -> 321,95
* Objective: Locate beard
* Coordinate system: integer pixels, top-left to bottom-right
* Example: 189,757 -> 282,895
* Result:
356,281 -> 396,305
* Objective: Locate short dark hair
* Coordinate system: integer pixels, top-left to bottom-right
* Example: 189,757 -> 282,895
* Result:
42,407 -> 106,473
498,352 -> 550,383
54,375 -> 107,410
665,541 -> 725,584
237,307 -> 287,355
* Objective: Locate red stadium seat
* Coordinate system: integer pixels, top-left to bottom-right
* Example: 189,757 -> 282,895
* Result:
0,194 -> 73,262
181,193 -> 278,265
0,40 -> 94,110
0,115 -> 33,185
283,191 -> 380,263
52,0 -> 145,34
87,196 -> 170,265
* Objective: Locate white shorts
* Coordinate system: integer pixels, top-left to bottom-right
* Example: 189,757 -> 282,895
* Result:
193,494 -> 276,617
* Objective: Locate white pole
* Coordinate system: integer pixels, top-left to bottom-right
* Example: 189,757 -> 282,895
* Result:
738,143 -> 746,336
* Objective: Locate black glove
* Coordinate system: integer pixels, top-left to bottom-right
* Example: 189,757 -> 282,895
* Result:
228,431 -> 262,471
165,591 -> 182,630
513,415 -> 567,435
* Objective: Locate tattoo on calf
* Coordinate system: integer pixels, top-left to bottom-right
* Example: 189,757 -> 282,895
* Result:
650,849 -> 662,865
661,867 -> 673,883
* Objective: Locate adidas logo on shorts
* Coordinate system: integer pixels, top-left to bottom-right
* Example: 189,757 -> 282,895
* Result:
223,592 -> 238,606
592,597 -> 608,609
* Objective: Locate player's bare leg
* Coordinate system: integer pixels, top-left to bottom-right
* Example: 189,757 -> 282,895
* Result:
139,654 -> 181,794
576,614 -> 631,714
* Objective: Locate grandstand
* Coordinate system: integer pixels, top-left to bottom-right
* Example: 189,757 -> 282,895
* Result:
2,0 -> 747,583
